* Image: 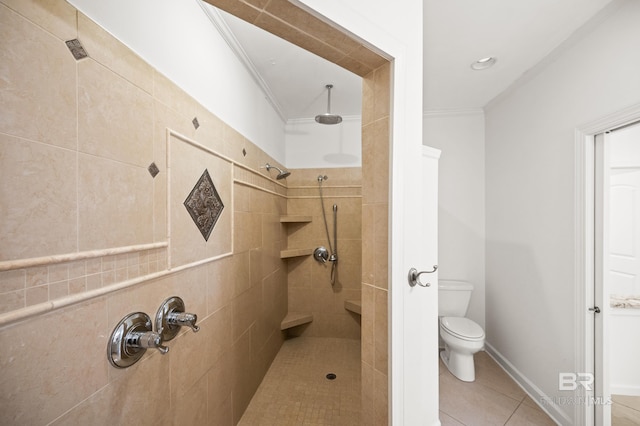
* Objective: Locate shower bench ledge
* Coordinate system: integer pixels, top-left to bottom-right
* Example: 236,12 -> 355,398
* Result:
280,248 -> 314,258
280,312 -> 313,330
344,300 -> 361,315
279,215 -> 312,223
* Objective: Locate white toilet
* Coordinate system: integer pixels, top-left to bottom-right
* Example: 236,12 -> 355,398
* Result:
438,280 -> 485,382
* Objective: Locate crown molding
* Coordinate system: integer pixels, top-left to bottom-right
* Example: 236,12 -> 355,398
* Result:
198,1 -> 287,123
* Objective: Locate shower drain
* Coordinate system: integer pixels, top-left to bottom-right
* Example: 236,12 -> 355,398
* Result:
325,373 -> 337,380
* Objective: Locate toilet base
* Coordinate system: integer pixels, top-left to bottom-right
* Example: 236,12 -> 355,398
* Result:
440,346 -> 477,382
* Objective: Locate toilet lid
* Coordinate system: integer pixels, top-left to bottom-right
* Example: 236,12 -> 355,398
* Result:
441,317 -> 485,340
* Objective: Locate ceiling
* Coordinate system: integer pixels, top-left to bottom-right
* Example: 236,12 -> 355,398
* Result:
204,0 -> 614,121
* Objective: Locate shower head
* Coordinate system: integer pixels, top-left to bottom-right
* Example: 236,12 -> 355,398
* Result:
264,163 -> 291,180
315,84 -> 342,125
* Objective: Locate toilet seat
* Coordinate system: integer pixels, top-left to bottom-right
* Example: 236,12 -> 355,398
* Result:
441,317 -> 484,341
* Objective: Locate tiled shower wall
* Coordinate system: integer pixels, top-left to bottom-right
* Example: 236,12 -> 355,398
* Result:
361,62 -> 391,425
285,168 -> 362,339
0,1 -> 289,424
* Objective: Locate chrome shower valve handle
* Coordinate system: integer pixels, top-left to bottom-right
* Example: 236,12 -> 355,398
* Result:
156,296 -> 200,342
167,311 -> 200,333
108,312 -> 169,368
408,265 -> 438,287
127,328 -> 169,354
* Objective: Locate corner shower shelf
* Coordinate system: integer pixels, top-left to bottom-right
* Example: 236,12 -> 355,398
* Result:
280,248 -> 314,259
279,215 -> 312,223
280,312 -> 313,330
344,300 -> 362,315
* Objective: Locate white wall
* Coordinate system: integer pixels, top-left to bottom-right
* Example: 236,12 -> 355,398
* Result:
67,0 -> 286,163
423,111 -> 485,328
285,116 -> 361,168
485,0 -> 640,423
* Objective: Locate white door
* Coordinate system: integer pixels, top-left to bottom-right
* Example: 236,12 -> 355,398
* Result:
609,168 -> 640,296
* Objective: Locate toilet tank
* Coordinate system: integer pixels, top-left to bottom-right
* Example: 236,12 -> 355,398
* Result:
438,280 -> 473,317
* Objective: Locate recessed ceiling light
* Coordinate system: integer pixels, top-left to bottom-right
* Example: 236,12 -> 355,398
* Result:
471,57 -> 497,70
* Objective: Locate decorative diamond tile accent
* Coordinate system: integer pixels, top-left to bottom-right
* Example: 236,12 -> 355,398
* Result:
148,162 -> 159,178
192,117 -> 200,129
184,169 -> 224,241
242,148 -> 247,157
65,39 -> 88,60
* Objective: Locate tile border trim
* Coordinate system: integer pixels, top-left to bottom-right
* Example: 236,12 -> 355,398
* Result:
0,242 -> 168,273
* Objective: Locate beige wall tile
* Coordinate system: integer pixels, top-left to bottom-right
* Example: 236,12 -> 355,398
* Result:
25,266 -> 47,287
49,280 -> 69,299
193,104 -> 226,156
153,70 -> 197,118
286,255 -> 312,288
233,211 -> 262,254
0,134 -> 78,260
172,375 -> 208,426
232,284 -> 261,341
0,298 -> 108,425
170,311 -> 226,400
231,251 -> 251,297
0,269 -> 25,293
1,0 -> 77,41
361,284 -> 374,365
361,73 -> 375,127
78,153 -> 154,251
373,367 -> 389,424
374,287 -> 388,374
0,289 -> 24,314
209,0 -> 261,25
0,4 -> 77,149
231,330 -> 255,423
51,348 -> 171,426
206,257 -> 234,315
207,351 -> 234,425
78,59 -> 154,167
25,284 -> 48,306
78,13 -> 154,94
374,63 -> 391,120
361,361 -> 375,425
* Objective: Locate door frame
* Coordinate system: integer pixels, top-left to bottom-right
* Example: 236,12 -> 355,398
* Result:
575,103 -> 640,425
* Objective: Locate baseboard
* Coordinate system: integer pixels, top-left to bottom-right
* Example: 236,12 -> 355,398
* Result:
484,343 -> 570,425
610,385 -> 640,396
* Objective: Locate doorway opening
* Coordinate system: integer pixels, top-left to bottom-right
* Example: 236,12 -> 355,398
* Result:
577,104 -> 640,426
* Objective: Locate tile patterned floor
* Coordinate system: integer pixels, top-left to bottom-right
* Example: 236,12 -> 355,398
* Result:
238,337 -> 361,426
439,350 -> 557,426
612,394 -> 640,425
241,339 -> 567,425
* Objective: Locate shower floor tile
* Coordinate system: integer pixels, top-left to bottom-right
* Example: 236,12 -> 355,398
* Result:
238,337 -> 361,426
